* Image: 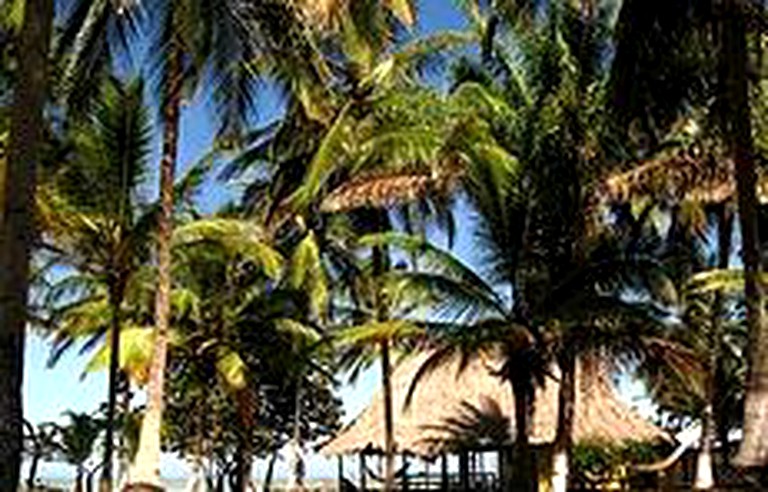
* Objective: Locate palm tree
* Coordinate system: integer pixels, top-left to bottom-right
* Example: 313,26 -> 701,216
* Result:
220,19 -> 471,492
35,76 -> 152,490
331,232 -> 428,492
170,214 -> 334,490
719,0 -> 766,468
23,421 -> 58,490
609,0 -> 768,466
126,2 -> 338,484
596,125 -> 744,488
54,411 -> 106,492
0,0 -> 53,485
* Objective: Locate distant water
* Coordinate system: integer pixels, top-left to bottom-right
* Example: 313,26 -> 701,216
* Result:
26,478 -> 188,492
30,477 -> 340,491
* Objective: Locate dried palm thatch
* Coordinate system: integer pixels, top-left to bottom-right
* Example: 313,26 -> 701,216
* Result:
596,150 -> 768,205
320,169 -> 462,213
321,352 -> 667,458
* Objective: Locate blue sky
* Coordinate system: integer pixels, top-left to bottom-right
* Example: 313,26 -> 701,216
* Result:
24,0 -> 656,483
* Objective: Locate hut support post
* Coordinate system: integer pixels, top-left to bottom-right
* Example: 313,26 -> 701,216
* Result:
441,454 -> 448,491
402,453 -> 409,491
459,450 -> 469,492
337,456 -> 344,490
360,453 -> 367,492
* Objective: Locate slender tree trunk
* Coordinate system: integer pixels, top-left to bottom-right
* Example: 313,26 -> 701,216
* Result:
696,205 -> 732,489
0,0 -> 52,487
510,379 -> 536,492
233,387 -> 255,492
381,339 -> 395,492
720,0 -> 768,468
129,44 -> 184,488
551,352 -> 576,492
263,449 -> 279,492
288,379 -> 305,491
101,285 -> 125,492
117,385 -> 132,490
27,455 -> 40,490
370,225 -> 395,492
75,468 -> 86,492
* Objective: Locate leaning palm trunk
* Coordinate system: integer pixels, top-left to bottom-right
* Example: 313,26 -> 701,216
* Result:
0,0 -> 53,487
720,0 -> 768,468
130,45 -> 184,487
551,352 -> 576,492
101,284 -> 125,492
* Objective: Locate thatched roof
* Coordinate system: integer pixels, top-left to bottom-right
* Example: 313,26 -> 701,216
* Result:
597,152 -> 768,205
320,169 -> 461,213
322,352 -> 668,458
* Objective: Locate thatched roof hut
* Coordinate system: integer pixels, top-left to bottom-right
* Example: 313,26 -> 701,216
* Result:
322,352 -> 667,458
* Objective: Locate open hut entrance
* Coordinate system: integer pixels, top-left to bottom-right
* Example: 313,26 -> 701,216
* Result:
335,446 -> 548,491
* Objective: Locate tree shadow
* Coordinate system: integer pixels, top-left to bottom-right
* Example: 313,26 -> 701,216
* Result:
419,396 -> 512,450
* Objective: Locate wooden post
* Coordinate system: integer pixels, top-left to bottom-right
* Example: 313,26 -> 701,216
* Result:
425,459 -> 430,489
337,455 -> 344,490
402,453 -> 410,491
360,453 -> 367,492
441,453 -> 449,491
459,450 -> 469,492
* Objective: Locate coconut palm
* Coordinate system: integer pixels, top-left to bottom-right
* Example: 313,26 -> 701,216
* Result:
332,8 -> 697,491
0,0 -> 53,484
169,213 -> 336,489
609,0 -> 768,466
219,18 -> 474,491
23,421 -> 58,490
125,2 -> 340,484
595,125 -> 744,488
34,75 -> 152,489
53,411 -> 106,492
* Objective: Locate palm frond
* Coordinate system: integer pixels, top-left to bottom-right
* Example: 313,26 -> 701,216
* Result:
173,218 -> 284,278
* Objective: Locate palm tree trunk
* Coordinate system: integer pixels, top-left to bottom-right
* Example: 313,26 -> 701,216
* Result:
233,387 -> 255,492
117,383 -> 132,489
0,0 -> 52,487
74,468 -> 85,492
381,339 -> 395,492
510,378 -> 536,492
719,0 -> 768,468
289,378 -> 305,491
130,44 -> 184,488
101,284 -> 125,492
695,204 -> 732,489
551,351 -> 576,492
263,449 -> 279,492
27,455 -> 40,490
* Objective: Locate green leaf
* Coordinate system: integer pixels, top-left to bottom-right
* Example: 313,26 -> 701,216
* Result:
335,320 -> 425,346
215,349 -> 247,390
289,231 -> 328,319
387,0 -> 415,26
686,269 -> 768,295
174,218 -> 283,278
82,326 -> 155,384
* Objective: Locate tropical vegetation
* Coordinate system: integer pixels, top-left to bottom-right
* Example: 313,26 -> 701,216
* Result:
3,0 -> 768,491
